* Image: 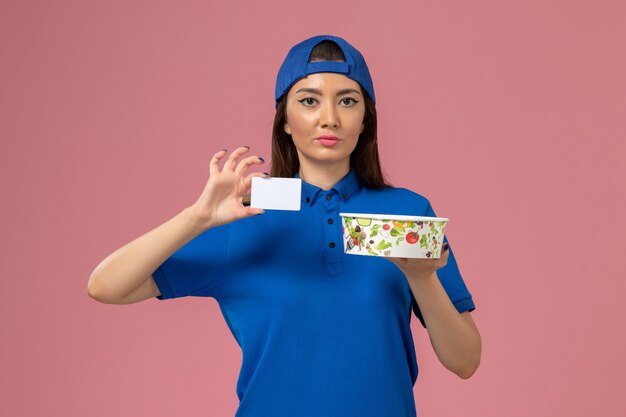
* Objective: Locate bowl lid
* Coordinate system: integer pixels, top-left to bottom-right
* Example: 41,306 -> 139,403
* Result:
339,213 -> 449,222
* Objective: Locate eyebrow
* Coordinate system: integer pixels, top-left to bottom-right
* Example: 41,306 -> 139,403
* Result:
294,88 -> 362,96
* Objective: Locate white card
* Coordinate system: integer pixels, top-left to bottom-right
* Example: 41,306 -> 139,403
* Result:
251,177 -> 302,211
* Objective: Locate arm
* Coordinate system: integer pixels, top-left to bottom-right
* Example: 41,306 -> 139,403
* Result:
87,146 -> 266,305
87,207 -> 208,304
406,272 -> 481,379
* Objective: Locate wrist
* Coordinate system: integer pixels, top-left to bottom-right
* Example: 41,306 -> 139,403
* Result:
183,206 -> 215,233
406,270 -> 439,286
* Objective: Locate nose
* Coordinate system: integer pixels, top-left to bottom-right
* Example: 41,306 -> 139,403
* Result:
319,101 -> 339,129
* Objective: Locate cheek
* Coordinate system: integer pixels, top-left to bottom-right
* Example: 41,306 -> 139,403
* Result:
286,113 -> 313,136
348,119 -> 365,138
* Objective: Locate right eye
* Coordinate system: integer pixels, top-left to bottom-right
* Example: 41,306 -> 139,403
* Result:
298,98 -> 318,107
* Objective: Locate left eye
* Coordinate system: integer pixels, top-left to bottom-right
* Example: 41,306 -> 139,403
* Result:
340,98 -> 358,105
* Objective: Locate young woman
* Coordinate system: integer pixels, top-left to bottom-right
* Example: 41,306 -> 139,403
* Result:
88,35 -> 481,417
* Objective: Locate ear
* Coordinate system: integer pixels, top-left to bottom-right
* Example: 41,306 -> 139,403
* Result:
284,122 -> 292,135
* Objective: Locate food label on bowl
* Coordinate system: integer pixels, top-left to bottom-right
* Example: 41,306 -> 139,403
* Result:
341,216 -> 448,258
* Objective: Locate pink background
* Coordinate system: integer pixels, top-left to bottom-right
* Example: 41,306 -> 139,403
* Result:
1,1 -> 625,416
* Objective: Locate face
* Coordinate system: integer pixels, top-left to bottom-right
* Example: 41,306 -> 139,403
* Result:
283,72 -> 366,170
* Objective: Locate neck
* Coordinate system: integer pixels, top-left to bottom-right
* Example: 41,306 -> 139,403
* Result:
298,159 -> 350,191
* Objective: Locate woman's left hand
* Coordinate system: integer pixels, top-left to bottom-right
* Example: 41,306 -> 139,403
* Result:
386,243 -> 450,281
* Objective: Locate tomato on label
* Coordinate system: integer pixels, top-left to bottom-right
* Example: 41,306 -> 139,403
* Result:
405,232 -> 419,244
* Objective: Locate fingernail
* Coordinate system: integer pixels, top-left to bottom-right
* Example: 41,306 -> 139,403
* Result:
222,148 -> 227,152
443,243 -> 449,250
257,209 -> 265,215
263,172 -> 269,176
258,156 -> 265,163
244,145 -> 250,149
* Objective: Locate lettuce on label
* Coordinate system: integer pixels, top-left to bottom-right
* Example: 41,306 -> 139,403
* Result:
375,240 -> 393,251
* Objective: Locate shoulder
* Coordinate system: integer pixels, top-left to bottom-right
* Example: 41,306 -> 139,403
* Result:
365,186 -> 431,205
354,186 -> 432,216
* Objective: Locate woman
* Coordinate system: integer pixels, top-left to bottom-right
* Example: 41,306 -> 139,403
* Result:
88,35 -> 481,417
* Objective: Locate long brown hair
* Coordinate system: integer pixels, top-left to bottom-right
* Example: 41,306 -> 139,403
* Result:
270,40 -> 392,189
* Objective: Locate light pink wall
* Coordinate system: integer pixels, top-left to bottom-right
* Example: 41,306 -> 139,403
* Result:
1,1 -> 624,416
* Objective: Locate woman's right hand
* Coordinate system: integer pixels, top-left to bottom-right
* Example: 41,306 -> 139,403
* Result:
188,146 -> 267,231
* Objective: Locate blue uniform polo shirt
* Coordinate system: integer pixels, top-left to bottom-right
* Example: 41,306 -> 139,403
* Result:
152,166 -> 475,417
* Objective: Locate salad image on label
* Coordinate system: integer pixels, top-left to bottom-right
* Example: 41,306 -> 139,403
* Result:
339,213 -> 449,259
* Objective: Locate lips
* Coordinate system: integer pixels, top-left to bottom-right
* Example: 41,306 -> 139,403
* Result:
316,135 -> 340,147
318,139 -> 339,147
317,135 -> 339,141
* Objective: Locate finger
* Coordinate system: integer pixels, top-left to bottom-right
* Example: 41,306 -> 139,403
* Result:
243,206 -> 265,217
235,154 -> 265,178
242,171 -> 270,191
224,146 -> 250,171
443,242 -> 449,251
438,246 -> 450,263
210,149 -> 228,177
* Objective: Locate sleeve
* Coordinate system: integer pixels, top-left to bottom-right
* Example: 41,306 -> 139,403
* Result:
411,201 -> 476,328
152,223 -> 231,301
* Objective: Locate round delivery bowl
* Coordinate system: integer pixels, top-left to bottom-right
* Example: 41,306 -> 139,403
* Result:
339,213 -> 449,259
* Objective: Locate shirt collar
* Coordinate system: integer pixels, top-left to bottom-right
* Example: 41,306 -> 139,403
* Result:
295,166 -> 362,207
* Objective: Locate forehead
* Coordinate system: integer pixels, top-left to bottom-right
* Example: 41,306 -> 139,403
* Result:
288,72 -> 361,95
